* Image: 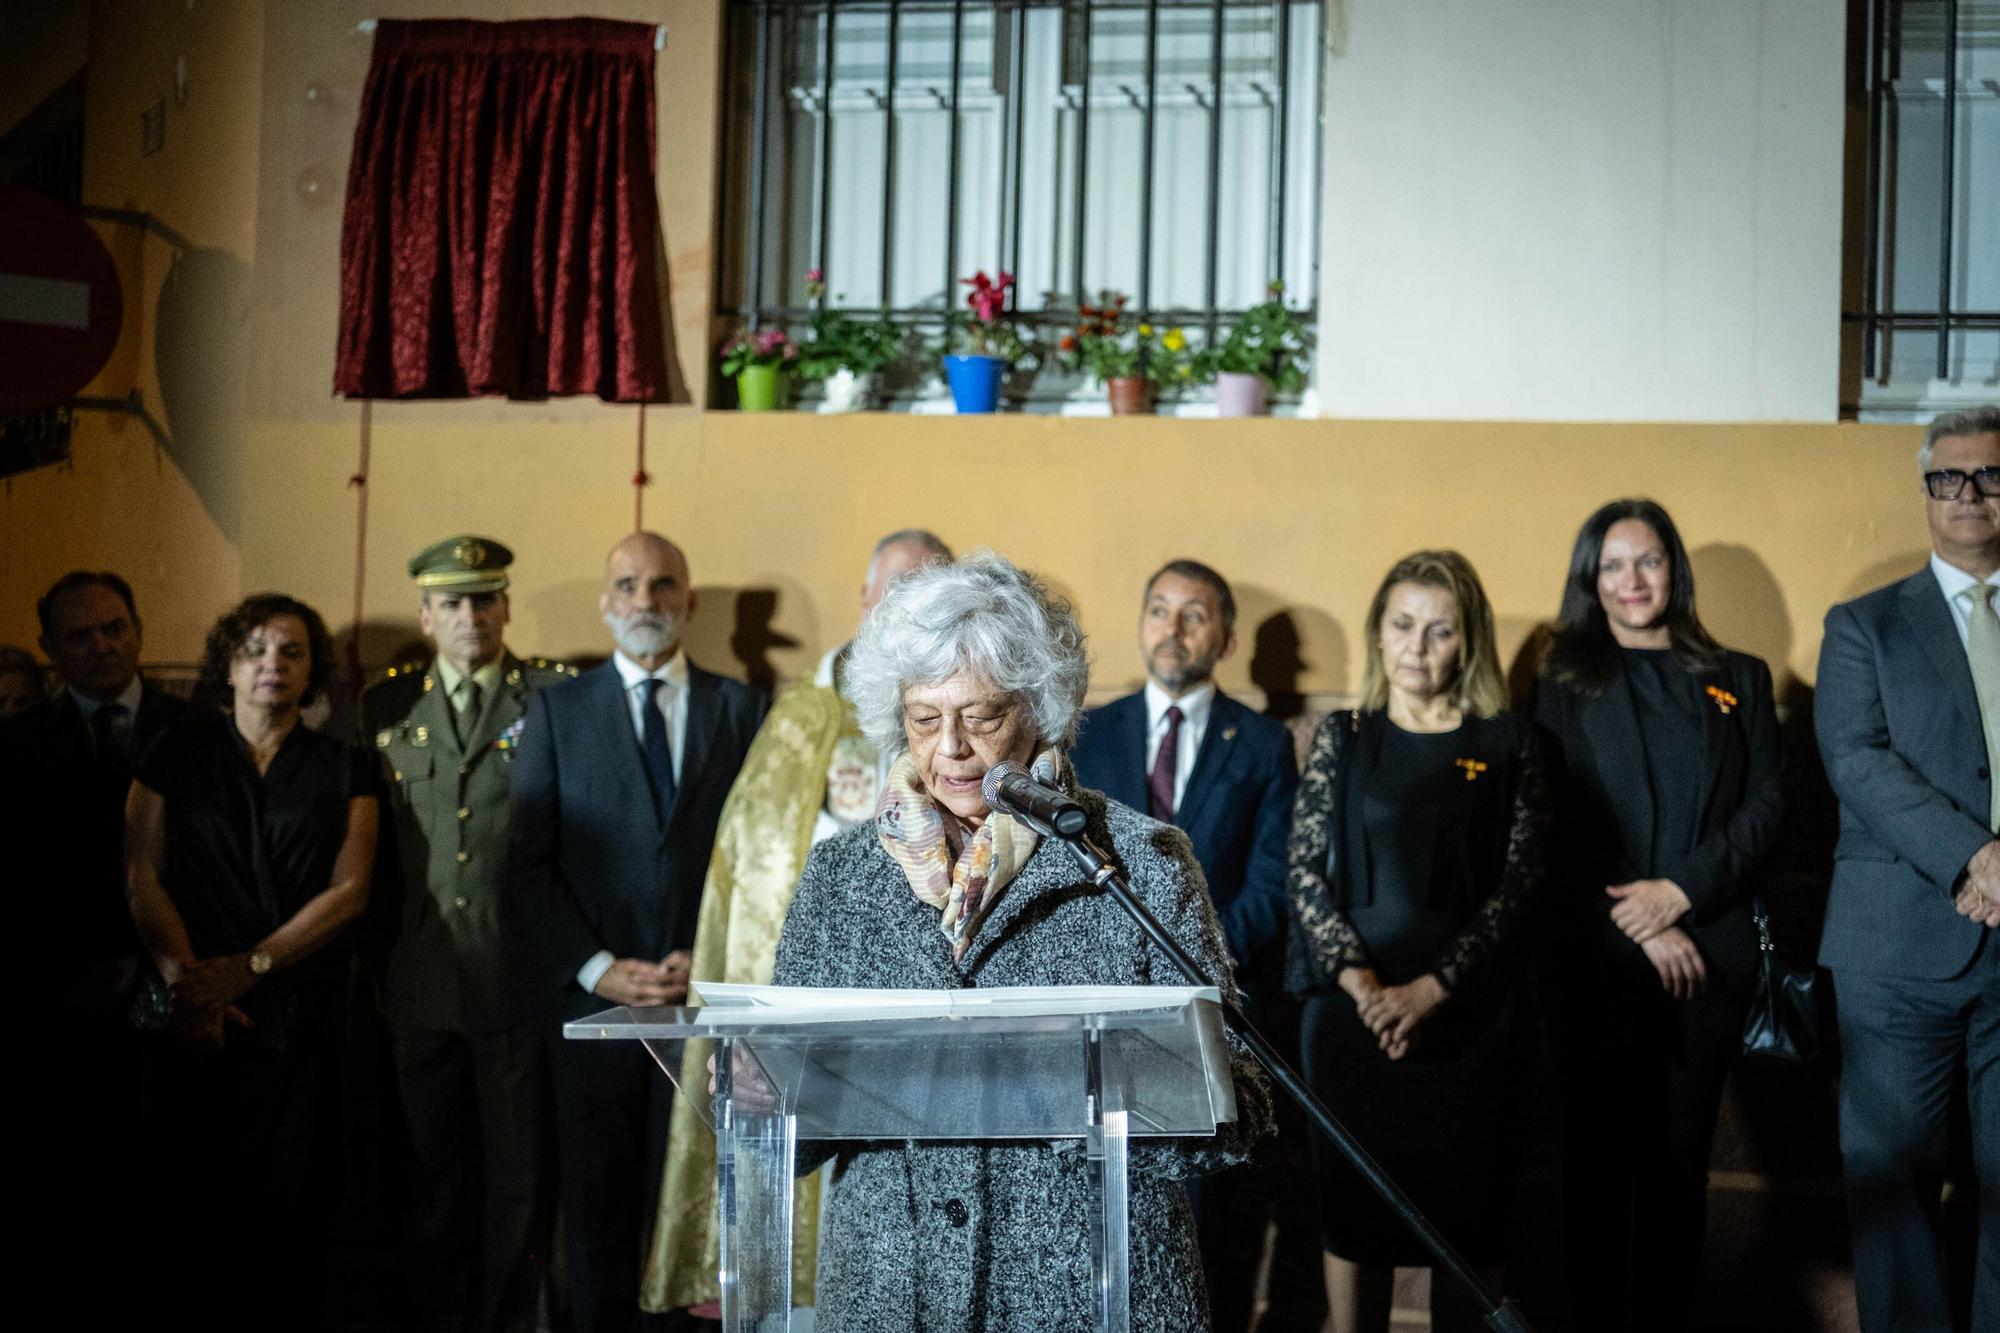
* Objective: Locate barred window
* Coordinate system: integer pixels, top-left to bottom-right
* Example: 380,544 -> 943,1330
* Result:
1848,0 -> 2000,419
718,0 -> 1324,409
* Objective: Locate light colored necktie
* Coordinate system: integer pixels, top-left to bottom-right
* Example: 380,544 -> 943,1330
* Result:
1957,585 -> 2000,830
453,679 -> 482,745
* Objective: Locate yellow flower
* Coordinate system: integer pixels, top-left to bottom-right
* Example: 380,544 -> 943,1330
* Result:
1162,328 -> 1186,352
1137,323 -> 1153,337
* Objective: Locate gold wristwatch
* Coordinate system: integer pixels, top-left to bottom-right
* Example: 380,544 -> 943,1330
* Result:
247,951 -> 274,978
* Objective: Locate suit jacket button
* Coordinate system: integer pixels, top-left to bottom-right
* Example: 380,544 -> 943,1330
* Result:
454,895 -> 469,910
937,1199 -> 968,1227
458,806 -> 472,820
456,850 -> 470,864
1981,768 -> 1990,781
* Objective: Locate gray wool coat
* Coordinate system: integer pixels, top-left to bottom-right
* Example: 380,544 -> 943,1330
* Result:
771,787 -> 1274,1333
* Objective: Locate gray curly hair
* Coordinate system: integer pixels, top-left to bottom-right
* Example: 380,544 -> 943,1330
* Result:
843,550 -> 1090,758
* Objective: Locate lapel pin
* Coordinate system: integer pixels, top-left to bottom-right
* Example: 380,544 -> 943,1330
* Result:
1454,758 -> 1488,782
1705,684 -> 1737,714
505,668 -> 522,686
412,725 -> 430,748
1223,726 -> 1238,741
374,728 -> 392,750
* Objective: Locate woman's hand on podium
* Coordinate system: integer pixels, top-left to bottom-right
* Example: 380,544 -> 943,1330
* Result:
706,1045 -> 779,1112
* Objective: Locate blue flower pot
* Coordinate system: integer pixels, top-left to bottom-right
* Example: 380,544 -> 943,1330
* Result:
943,354 -> 1007,414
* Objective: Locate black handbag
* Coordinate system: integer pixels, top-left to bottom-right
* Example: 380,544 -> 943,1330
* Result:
1741,895 -> 1826,1063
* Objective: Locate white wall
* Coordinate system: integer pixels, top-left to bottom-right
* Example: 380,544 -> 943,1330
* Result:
1317,0 -> 1845,422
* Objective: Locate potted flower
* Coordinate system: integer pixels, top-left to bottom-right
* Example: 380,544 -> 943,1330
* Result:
719,327 -> 799,411
1059,292 -> 1196,415
942,269 -> 1035,413
1195,280 -> 1315,417
795,268 -> 905,413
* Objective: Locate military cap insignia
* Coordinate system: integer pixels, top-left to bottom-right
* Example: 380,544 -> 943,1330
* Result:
408,533 -> 514,594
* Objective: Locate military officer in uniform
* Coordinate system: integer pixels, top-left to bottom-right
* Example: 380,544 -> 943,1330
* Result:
364,535 -> 577,1333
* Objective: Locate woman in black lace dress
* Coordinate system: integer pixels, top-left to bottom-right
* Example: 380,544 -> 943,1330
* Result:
1286,550 -> 1547,1333
1531,500 -> 1782,1331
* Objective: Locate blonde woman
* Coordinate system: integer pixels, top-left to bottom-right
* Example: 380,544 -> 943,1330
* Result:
1285,550 -> 1547,1333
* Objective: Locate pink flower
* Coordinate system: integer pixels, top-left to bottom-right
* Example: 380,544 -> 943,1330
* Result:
806,267 -> 824,283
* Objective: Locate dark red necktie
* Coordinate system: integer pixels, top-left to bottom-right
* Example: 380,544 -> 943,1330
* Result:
1149,705 -> 1183,822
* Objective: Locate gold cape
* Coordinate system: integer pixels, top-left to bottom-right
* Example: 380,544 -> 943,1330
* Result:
639,675 -> 855,1311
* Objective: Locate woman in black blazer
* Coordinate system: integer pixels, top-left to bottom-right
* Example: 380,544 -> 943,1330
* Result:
1532,499 -> 1783,1332
1288,550 -> 1548,1333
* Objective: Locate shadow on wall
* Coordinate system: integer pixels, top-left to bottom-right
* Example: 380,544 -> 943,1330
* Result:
1241,587 -> 1346,725
155,246 -> 253,540
649,227 -> 691,405
693,585 -> 802,696
1843,551 -> 1930,601
1690,543 -> 1795,675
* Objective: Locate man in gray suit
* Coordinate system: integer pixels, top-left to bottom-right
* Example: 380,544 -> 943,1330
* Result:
1816,404 -> 2000,1332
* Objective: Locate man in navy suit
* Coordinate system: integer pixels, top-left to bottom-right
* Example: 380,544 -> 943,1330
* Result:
509,532 -> 768,1333
1072,559 -> 1298,991
1070,558 -> 1298,1331
1816,405 -> 2000,1333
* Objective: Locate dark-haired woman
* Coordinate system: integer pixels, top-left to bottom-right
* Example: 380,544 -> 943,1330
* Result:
1532,501 -> 1782,1332
1288,551 -> 1547,1333
125,594 -> 379,1330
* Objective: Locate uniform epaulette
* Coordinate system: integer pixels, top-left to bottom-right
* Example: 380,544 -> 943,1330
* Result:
369,659 -> 430,690
525,656 -> 581,678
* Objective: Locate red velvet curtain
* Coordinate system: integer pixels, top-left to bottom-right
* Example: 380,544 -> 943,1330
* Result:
334,19 -> 669,402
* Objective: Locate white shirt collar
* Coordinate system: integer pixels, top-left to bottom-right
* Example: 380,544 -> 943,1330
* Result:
71,674 -> 143,718
813,644 -> 847,689
1930,552 -> 2000,605
612,648 -> 688,692
1144,678 -> 1216,732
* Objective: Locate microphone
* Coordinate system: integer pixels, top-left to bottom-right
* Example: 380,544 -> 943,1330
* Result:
981,761 -> 1088,837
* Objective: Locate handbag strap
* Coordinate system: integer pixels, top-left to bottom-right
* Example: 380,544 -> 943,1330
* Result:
1750,893 -> 1775,955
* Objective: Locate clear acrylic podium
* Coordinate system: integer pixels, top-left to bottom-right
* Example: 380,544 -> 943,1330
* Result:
566,985 -> 1238,1333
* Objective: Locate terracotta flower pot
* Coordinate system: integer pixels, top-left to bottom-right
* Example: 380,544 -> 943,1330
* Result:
1213,371 -> 1270,418
1106,376 -> 1153,416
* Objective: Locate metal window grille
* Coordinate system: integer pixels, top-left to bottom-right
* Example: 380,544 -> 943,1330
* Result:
1847,0 -> 2000,416
718,0 -> 1323,408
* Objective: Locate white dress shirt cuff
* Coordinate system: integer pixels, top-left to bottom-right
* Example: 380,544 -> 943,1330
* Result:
577,949 -> 616,996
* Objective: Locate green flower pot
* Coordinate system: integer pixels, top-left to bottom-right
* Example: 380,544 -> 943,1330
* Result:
736,364 -> 790,412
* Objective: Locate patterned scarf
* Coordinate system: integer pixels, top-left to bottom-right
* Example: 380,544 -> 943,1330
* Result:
876,747 -> 1065,959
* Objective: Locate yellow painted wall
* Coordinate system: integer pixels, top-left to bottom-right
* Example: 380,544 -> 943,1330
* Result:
236,411 -> 1925,702
0,2 -> 1936,704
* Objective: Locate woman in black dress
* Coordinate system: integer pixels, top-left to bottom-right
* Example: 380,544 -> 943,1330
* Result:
124,594 -> 379,1330
1287,550 -> 1547,1333
1532,500 -> 1782,1331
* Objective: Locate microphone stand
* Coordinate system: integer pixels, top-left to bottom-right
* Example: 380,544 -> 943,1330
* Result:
1048,825 -> 1536,1333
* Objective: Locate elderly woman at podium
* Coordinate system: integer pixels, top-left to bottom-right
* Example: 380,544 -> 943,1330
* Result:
770,550 -> 1272,1332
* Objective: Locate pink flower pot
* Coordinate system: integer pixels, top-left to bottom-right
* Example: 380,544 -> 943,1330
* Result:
1213,371 -> 1270,418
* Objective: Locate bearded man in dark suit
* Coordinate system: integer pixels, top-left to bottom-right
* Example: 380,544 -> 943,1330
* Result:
509,531 -> 768,1333
1070,557 -> 1298,1333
